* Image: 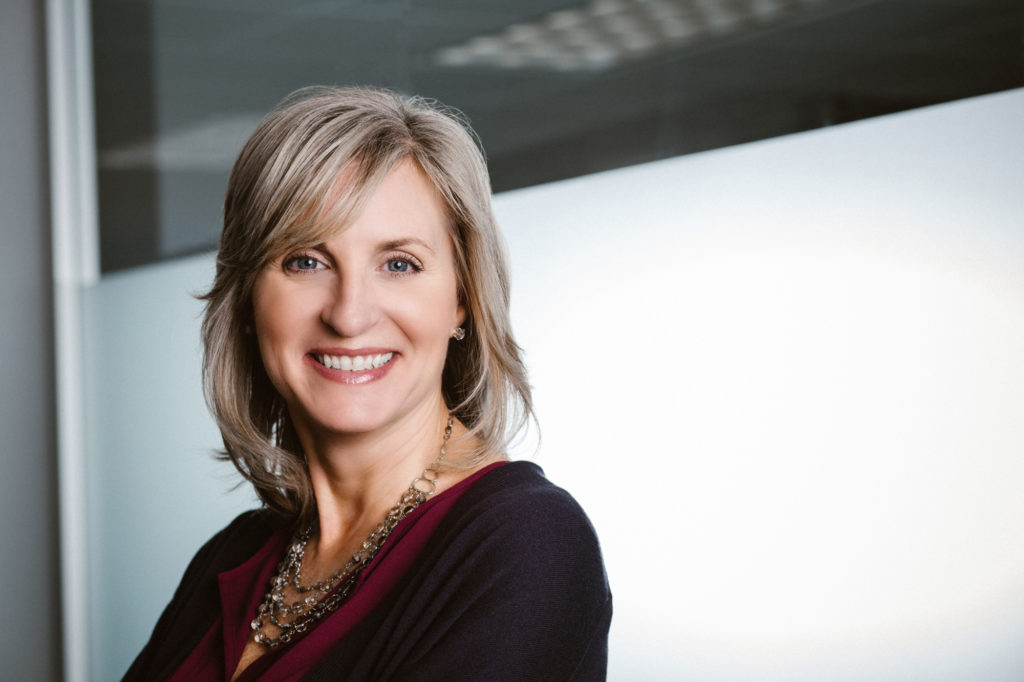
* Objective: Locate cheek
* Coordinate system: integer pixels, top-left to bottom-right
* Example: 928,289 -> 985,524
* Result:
253,276 -> 318,340
403,281 -> 462,340
252,291 -> 280,350
253,315 -> 288,394
252,282 -> 301,383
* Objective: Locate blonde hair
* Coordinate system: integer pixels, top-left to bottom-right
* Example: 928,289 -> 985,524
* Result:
201,86 -> 532,523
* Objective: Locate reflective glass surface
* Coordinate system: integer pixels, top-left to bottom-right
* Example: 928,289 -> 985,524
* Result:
92,0 -> 1023,271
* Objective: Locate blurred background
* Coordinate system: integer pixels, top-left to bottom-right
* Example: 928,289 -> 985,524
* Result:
2,0 -> 1023,680
91,0 -> 1023,273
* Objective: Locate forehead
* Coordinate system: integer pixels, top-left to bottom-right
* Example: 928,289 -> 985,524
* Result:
320,159 -> 454,251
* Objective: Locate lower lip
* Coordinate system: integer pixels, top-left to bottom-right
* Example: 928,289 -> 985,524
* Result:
305,354 -> 396,384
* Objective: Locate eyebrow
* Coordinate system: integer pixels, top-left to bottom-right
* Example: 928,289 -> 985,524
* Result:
381,238 -> 435,254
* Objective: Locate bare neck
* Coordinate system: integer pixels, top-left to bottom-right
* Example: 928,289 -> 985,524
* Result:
298,403 -> 452,553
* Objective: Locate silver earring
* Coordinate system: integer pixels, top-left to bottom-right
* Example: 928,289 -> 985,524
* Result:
451,327 -> 466,341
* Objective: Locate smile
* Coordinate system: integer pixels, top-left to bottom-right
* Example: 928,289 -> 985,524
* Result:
313,352 -> 394,371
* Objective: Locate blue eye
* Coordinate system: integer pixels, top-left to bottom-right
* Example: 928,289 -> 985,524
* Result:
386,259 -> 412,273
284,254 -> 324,272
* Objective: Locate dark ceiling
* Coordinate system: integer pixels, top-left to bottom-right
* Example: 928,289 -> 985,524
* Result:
91,0 -> 1024,272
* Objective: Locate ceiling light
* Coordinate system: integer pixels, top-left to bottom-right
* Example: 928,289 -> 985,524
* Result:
433,0 -> 837,72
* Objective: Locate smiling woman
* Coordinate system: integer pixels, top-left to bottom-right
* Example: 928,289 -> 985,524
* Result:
252,161 -> 465,439
122,87 -> 611,681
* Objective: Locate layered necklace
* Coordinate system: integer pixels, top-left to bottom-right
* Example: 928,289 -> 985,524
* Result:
250,416 -> 454,648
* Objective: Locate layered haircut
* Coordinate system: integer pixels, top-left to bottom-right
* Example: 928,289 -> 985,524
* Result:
202,86 -> 532,523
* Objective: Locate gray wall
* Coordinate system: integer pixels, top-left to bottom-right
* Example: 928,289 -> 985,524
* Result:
0,0 -> 62,679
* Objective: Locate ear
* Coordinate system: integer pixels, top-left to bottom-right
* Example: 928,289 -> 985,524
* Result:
455,302 -> 467,328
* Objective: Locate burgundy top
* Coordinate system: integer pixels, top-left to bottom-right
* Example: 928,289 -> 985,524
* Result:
168,462 -> 505,682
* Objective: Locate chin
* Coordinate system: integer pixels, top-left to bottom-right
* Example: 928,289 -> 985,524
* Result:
295,401 -> 398,439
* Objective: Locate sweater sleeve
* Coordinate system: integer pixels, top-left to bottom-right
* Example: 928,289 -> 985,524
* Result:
308,465 -> 612,682
400,483 -> 613,682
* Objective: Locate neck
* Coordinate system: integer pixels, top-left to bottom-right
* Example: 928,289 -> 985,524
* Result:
296,400 -> 452,552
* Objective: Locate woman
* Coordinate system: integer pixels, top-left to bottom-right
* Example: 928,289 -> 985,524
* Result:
125,86 -> 611,681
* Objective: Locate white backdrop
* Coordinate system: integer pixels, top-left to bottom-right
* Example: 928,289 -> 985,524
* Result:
80,87 -> 1024,680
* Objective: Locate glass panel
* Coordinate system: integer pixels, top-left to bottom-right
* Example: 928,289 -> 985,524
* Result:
81,256 -> 258,681
91,0 -> 1023,272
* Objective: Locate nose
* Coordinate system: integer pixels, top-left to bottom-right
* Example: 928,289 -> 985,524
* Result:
320,272 -> 379,338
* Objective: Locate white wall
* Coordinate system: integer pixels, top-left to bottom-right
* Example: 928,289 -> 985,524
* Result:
82,256 -> 257,681
81,87 -> 1024,680
497,87 -> 1024,681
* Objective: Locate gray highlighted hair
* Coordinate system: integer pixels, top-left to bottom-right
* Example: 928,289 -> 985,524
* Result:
201,86 -> 533,523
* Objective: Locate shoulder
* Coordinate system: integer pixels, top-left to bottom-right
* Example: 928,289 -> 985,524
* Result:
161,507 -> 284,607
451,460 -> 602,547
435,460 -> 610,621
392,461 -> 611,680
123,508 -> 287,681
455,460 -> 588,514
298,463 -> 611,681
168,507 -> 286,589
192,507 -> 287,569
168,507 -> 288,610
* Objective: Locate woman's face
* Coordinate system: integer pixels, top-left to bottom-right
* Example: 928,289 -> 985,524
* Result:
252,160 -> 466,439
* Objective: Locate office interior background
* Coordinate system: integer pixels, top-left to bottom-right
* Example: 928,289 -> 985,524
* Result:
2,0 -> 1023,679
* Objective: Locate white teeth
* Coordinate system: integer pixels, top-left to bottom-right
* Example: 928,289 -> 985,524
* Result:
318,352 -> 393,371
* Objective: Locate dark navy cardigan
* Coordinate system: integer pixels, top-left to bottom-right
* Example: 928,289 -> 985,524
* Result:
124,462 -> 612,681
